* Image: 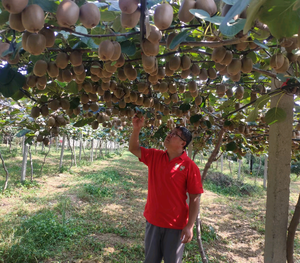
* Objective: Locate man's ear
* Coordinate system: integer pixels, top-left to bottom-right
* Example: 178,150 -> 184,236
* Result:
181,140 -> 186,149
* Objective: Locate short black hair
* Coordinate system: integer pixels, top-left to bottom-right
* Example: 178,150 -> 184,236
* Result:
176,126 -> 192,149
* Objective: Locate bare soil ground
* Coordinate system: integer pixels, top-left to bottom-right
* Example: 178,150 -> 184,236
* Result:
1,149 -> 300,262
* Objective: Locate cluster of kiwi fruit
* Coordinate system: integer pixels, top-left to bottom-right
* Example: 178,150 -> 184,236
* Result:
36,133 -> 50,146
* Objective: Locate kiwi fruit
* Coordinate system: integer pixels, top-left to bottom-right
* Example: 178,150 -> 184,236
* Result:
26,75 -> 37,87
157,67 -> 165,79
73,64 -> 85,75
79,3 -> 100,28
142,39 -> 159,56
188,80 -> 197,92
49,99 -> 60,111
275,57 -> 290,73
60,99 -> 70,110
226,88 -> 233,97
220,50 -> 233,66
22,31 -> 31,51
0,42 -> 10,61
207,68 -> 217,79
83,82 -> 93,93
9,13 -> 25,32
90,102 -> 99,112
236,41 -> 248,51
212,46 -> 227,63
169,56 -> 181,71
181,69 -> 190,78
230,72 -> 241,82
21,4 -> 45,33
216,84 -> 226,98
199,68 -> 208,80
227,58 -> 241,75
91,121 -> 99,130
37,134 -> 43,142
39,28 -> 55,47
56,0 -> 79,28
48,116 -> 56,126
56,52 -> 69,69
195,95 -> 202,105
142,54 -> 156,69
165,62 -> 175,76
98,40 -> 114,61
62,69 -> 73,82
181,55 -> 191,70
26,33 -> 46,55
270,54 -> 285,69
110,41 -> 122,61
31,106 -> 40,118
124,63 -> 137,80
90,61 -> 101,75
3,0 -> 28,14
241,57 -> 253,73
215,63 -> 226,71
69,51 -> 82,66
121,9 -> 141,28
104,61 -> 117,73
7,53 -> 20,65
195,0 -> 217,16
190,64 -> 200,76
178,0 -> 195,23
33,60 -> 48,77
117,68 -> 127,81
169,82 -> 177,94
76,71 -> 86,81
47,62 -> 59,78
178,84 -> 186,93
43,138 -> 50,146
147,25 -> 162,44
119,0 -> 139,14
166,32 -> 179,51
235,86 -> 244,99
287,53 -> 298,62
115,53 -> 125,68
154,3 -> 173,30
37,75 -> 47,86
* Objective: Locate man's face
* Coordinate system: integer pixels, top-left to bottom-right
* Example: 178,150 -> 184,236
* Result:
164,128 -> 186,150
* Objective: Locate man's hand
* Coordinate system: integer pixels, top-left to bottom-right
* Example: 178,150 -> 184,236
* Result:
132,114 -> 144,130
180,224 -> 194,244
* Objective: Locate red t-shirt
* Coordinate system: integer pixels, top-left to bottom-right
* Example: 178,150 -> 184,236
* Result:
139,147 -> 203,229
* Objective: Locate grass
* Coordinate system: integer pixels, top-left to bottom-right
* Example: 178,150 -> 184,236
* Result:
0,143 -> 300,262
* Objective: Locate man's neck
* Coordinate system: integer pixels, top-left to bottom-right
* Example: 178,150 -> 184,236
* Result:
167,149 -> 184,162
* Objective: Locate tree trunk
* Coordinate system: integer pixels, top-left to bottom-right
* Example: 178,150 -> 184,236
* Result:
286,193 -> 300,263
29,146 -> 33,182
264,154 -> 268,189
59,134 -> 66,171
56,137 -> 59,152
228,157 -> 232,176
238,159 -> 241,180
99,140 -> 103,158
220,154 -> 223,173
264,78 -> 293,263
73,138 -> 77,167
201,128 -> 225,182
79,132 -> 82,162
90,139 -> 94,162
21,139 -> 28,183
67,134 -> 73,171
255,155 -> 262,185
0,150 -> 9,191
40,141 -> 51,175
196,196 -> 208,263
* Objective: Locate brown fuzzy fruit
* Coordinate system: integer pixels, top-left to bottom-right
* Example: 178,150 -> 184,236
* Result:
40,105 -> 49,117
9,13 -> 25,32
154,3 -> 173,30
235,86 -> 244,99
56,52 -> 69,69
3,0 -> 28,14
147,25 -> 162,44
178,0 -> 195,23
119,0 -> 139,14
79,3 -> 100,28
21,4 -> 44,33
60,99 -> 70,110
49,99 -> 60,111
33,60 -> 48,77
181,55 -> 191,70
220,50 -> 233,66
169,56 -> 181,71
241,57 -> 253,73
69,51 -> 82,67
56,0 -> 79,28
270,54 -> 285,69
47,62 -> 59,78
31,106 -> 40,118
26,33 -> 46,55
199,68 -> 208,80
227,58 -> 241,75
110,41 -> 122,61
22,31 -> 31,51
98,40 -> 114,61
212,46 -> 227,63
39,28 -> 55,47
275,57 -> 290,73
195,0 -> 217,16
121,9 -> 141,28
142,39 -> 159,56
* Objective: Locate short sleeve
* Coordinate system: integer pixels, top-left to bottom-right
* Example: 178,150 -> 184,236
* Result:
139,147 -> 155,166
187,162 -> 204,195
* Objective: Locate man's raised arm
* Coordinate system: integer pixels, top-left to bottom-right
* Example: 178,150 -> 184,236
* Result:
129,115 -> 144,159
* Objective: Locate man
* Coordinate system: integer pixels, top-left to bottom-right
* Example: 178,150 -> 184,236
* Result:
129,114 -> 203,263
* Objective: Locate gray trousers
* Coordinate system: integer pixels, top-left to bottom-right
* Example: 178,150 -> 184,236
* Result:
144,221 -> 185,263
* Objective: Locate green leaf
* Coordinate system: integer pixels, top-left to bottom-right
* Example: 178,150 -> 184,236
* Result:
65,81 -> 78,94
245,108 -> 258,122
179,103 -> 191,111
16,129 -> 32,138
223,0 -> 239,4
31,0 -> 59,12
205,120 -> 212,128
169,30 -> 190,50
265,107 -> 286,125
220,18 -> 246,37
0,10 -> 9,26
121,40 -> 136,56
255,94 -> 270,109
101,10 -> 118,22
11,89 -> 24,101
73,118 -> 94,127
0,67 -> 26,98
226,141 -> 237,152
112,14 -> 122,32
253,39 -> 269,49
190,114 -> 202,124
258,0 -> 300,39
190,9 -> 224,25
74,26 -> 88,37
69,97 -> 80,110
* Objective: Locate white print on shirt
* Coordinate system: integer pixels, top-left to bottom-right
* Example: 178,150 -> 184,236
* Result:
180,165 -> 185,171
